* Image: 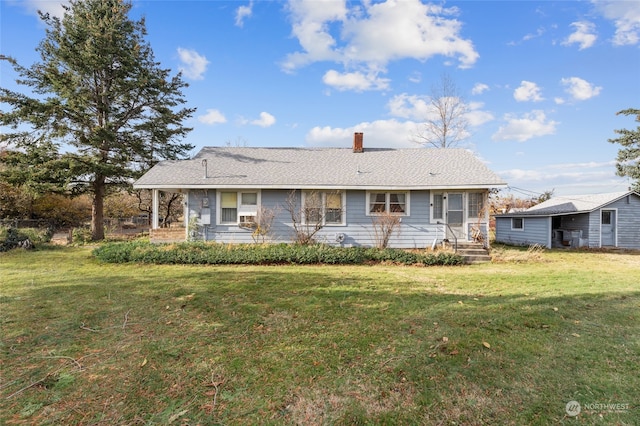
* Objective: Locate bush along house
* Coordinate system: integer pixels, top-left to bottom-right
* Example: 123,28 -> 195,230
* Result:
133,133 -> 507,248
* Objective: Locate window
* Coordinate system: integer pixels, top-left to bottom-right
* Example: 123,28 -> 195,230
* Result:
432,193 -> 443,220
218,190 -> 260,225
303,191 -> 344,225
367,192 -> 409,215
220,192 -> 237,223
601,210 -> 611,225
512,217 -> 524,230
468,192 -> 485,218
325,193 -> 343,224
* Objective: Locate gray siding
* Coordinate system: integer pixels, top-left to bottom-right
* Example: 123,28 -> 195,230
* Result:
616,194 -> 640,249
495,216 -> 551,247
184,188 -> 486,248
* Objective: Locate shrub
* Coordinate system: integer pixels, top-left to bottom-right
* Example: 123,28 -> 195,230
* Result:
0,226 -> 53,252
93,241 -> 464,266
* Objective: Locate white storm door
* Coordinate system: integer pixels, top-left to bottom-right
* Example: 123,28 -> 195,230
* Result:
446,193 -> 465,240
601,210 -> 616,246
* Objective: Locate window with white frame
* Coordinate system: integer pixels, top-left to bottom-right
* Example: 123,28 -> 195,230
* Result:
468,192 -> 485,218
218,190 -> 260,225
432,192 -> 444,221
512,217 -> 524,230
367,191 -> 409,215
302,191 -> 345,225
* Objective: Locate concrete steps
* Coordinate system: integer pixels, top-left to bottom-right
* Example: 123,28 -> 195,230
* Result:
456,242 -> 491,264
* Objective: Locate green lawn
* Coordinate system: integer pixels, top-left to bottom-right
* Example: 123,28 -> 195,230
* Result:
1,245 -> 638,425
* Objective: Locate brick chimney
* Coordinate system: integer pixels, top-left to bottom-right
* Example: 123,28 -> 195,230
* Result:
353,132 -> 364,153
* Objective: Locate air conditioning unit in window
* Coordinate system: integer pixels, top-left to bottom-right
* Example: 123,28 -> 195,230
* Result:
239,215 -> 257,229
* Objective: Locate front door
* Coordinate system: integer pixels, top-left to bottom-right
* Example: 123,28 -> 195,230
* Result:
446,193 -> 465,240
601,210 -> 616,246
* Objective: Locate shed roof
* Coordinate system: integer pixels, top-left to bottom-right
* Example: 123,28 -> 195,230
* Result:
134,147 -> 506,190
497,191 -> 638,217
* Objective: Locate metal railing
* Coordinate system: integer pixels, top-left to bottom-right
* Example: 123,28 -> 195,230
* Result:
437,221 -> 458,253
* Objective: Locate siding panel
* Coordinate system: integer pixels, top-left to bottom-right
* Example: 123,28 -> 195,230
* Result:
495,217 -> 550,247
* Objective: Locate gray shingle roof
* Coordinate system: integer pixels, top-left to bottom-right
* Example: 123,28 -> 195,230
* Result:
134,147 -> 506,190
498,191 -> 637,216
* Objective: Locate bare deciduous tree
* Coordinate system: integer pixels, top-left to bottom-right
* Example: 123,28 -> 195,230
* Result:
412,73 -> 469,148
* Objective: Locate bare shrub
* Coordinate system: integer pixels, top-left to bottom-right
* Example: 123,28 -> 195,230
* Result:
371,212 -> 401,249
251,205 -> 277,243
283,190 -> 343,245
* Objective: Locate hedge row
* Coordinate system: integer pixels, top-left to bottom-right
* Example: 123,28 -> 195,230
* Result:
92,241 -> 464,266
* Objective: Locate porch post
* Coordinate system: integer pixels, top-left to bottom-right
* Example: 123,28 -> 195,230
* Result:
152,189 -> 160,229
485,191 -> 491,249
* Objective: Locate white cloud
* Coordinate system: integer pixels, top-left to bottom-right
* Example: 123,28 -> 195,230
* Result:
198,109 -> 227,125
523,27 -> 545,41
306,119 -> 418,148
514,81 -> 544,102
235,2 -> 253,28
386,94 -> 493,127
593,0 -> 640,46
471,83 -> 489,95
562,21 -> 597,50
322,69 -> 390,92
499,160 -> 627,195
387,94 -> 432,121
251,112 -> 276,127
465,101 -> 495,127
282,0 -> 478,90
492,110 -> 558,142
560,77 -> 602,101
12,0 -> 67,18
408,71 -> 422,84
177,48 -> 209,80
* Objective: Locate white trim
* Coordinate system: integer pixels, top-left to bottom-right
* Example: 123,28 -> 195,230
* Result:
135,183 -> 507,191
430,192 -> 445,224
301,190 -> 347,226
216,189 -> 262,226
152,189 -> 160,229
365,191 -> 410,216
511,217 -> 524,231
599,208 -> 618,247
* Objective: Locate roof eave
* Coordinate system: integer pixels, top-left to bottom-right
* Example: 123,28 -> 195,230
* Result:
133,182 -> 508,191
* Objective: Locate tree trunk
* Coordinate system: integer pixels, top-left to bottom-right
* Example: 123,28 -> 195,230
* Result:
91,177 -> 105,241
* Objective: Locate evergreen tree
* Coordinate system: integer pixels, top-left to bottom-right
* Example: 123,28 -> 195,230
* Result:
609,108 -> 640,192
1,0 -> 194,240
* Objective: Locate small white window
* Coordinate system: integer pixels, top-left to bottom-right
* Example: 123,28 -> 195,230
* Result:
432,193 -> 443,221
512,218 -> 524,230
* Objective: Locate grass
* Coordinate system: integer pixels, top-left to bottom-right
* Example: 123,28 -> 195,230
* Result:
1,245 -> 638,425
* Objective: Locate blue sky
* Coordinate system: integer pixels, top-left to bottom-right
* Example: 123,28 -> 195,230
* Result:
1,0 -> 639,197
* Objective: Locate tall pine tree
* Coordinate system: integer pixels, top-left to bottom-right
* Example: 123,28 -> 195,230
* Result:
609,108 -> 640,192
1,0 -> 194,240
